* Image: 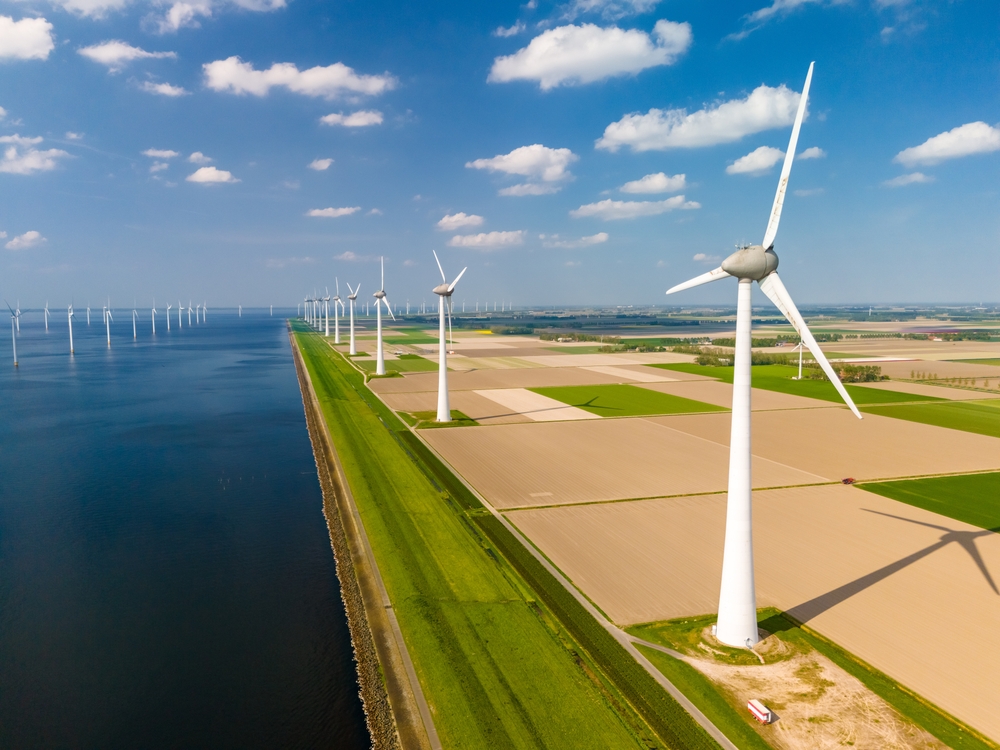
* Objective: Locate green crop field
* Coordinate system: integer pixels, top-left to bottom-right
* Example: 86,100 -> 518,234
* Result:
355,353 -> 439,373
861,399 -> 1000,438
651,363 -> 932,405
858,473 -> 1000,530
294,328 -> 718,750
384,326 -> 440,344
950,358 -> 1000,366
531,384 -> 727,417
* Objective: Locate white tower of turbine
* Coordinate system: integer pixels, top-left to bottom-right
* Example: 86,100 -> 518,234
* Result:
68,304 -> 75,354
323,289 -> 331,337
665,63 -> 861,648
347,283 -> 360,355
44,302 -> 50,332
372,257 -> 394,375
431,251 -> 467,422
105,306 -> 113,347
166,304 -> 172,331
333,280 -> 343,344
152,301 -> 157,335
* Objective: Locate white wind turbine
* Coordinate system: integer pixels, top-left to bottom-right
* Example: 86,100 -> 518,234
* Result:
177,301 -> 183,329
132,302 -> 138,339
432,251 -> 467,422
323,289 -> 331,337
44,301 -> 50,332
68,304 -> 75,354
104,305 -> 113,347
346,283 -> 360,355
152,301 -> 157,335
665,63 -> 861,649
86,304 -> 91,326
791,340 -> 805,380
333,280 -> 344,344
15,300 -> 20,333
166,303 -> 172,331
372,257 -> 394,375
6,302 -> 17,367
188,300 -> 193,327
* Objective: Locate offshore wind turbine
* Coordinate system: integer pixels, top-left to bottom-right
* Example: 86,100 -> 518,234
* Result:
166,303 -> 172,331
68,304 -> 75,354
372,257 -> 394,376
665,63 -> 861,649
6,302 -> 18,366
152,301 -> 157,334
432,251 -> 467,422
177,301 -> 183,329
132,303 -> 138,339
44,302 -> 49,332
15,300 -> 20,333
86,304 -> 91,325
347,283 -> 360,355
188,300 -> 193,327
104,305 -> 113,347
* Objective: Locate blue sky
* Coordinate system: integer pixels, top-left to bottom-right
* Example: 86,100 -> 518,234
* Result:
0,0 -> 997,308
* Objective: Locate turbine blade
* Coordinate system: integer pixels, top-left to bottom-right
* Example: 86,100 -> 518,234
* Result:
446,297 -> 453,345
762,61 -> 814,250
448,267 -> 467,293
433,250 -> 446,283
665,266 -> 731,295
381,256 -> 384,290
383,298 -> 396,321
757,271 -> 861,419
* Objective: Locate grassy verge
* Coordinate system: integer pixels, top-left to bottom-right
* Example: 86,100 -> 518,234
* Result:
294,327 -> 718,750
530,384 -> 727,417
857,472 -> 1000,530
628,610 -> 996,750
950,359 -> 1000,366
405,410 -> 479,429
651,363 -> 935,405
355,353 -> 439,372
861,399 -> 1000,438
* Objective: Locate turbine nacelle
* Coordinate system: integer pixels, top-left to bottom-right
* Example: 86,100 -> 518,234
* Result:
432,283 -> 453,297
720,245 -> 779,281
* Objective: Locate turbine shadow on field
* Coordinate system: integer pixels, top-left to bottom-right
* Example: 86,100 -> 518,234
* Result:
787,510 -> 1000,624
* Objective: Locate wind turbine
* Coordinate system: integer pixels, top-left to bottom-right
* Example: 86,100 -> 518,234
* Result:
68,304 -> 74,354
665,63 -> 861,649
238,304 -> 242,318
791,340 -> 805,380
188,300 -> 193,327
347,283 -> 360,355
178,301 -> 183,329
86,304 -> 91,326
333,280 -> 344,344
15,300 -> 20,333
152,301 -> 157,335
166,303 -> 172,331
105,305 -> 113,347
203,303 -> 207,322
323,288 -> 331,337
6,302 -> 18,366
44,301 -> 50,332
432,251 -> 467,422
372,257 -> 394,375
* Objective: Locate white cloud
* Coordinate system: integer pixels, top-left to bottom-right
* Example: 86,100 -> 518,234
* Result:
489,20 -> 691,90
307,206 -> 360,217
728,0 -> 847,39
793,187 -> 823,196
467,144 -> 577,196
448,230 -> 525,249
319,110 -> 384,127
692,252 -> 720,263
0,135 -> 69,175
186,166 -> 238,183
150,161 -> 169,173
726,145 -> 784,175
366,208 -> 382,215
0,107 -> 5,119
499,183 -> 561,196
78,41 -> 176,72
0,16 -> 55,61
5,230 -> 45,250
494,21 -> 525,37
437,212 -> 484,231
882,172 -> 933,187
562,0 -> 662,21
188,151 -> 212,164
143,148 -> 179,158
798,146 -> 825,160
140,81 -> 188,96
620,171 -> 685,193
65,131 -> 83,140
149,0 -> 287,33
204,57 -> 396,99
597,83 -> 800,152
569,195 -> 699,220
542,232 -> 609,248
335,250 -> 362,261
308,158 -> 333,171
894,122 -> 1000,167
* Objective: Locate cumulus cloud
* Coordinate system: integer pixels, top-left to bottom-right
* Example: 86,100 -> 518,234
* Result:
569,195 -> 699,220
494,21 -> 525,37
319,110 -> 384,127
335,250 -> 364,261
188,151 -> 212,164
467,144 -> 577,195
692,252 -> 721,263
0,135 -> 69,175
541,232 -> 609,248
150,161 -> 169,173
726,145 -> 784,175
882,172 -> 933,187
489,20 -> 691,90
140,80 -> 188,96
308,158 -> 333,171
5,230 -> 45,250
204,57 -> 396,99
0,16 -> 55,61
620,172 -> 685,193
78,40 -> 176,72
597,83 -> 800,152
307,206 -> 360,217
798,146 -> 825,160
448,230 -> 525,249
562,0 -> 662,21
65,131 -> 83,140
366,208 -> 382,215
894,122 -> 1000,167
0,107 -> 6,119
148,0 -> 287,33
437,212 -> 484,231
186,166 -> 238,183
143,148 -> 179,158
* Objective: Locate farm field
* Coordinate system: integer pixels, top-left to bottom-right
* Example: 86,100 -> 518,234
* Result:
530,384 -> 728,417
859,472 -> 1000,530
952,358 -> 1000,366
354,353 -> 439,372
862,399 -> 1000,438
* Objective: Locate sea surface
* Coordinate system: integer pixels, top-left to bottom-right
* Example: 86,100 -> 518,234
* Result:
0,309 -> 369,749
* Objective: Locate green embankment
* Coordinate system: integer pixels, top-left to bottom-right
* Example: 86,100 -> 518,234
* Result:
858,472 -> 1000,530
861,399 -> 1000,438
531,384 -> 727,417
629,610 -> 996,750
295,328 -> 719,750
651,363 -> 933,404
950,359 -> 1000,366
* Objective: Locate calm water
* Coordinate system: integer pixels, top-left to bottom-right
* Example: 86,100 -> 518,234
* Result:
0,310 -> 369,748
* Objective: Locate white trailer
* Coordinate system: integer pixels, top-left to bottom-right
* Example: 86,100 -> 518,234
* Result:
748,699 -> 773,724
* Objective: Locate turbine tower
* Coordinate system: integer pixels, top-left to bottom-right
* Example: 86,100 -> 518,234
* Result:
333,280 -> 343,344
347,283 -> 360,355
372,257 -> 394,375
431,251 -> 467,422
104,306 -> 113,347
68,304 -> 74,354
152,301 -> 157,335
44,302 -> 50,332
166,303 -> 172,331
665,63 -> 861,648
6,302 -> 18,366
323,289 -> 331,337
132,304 -> 138,339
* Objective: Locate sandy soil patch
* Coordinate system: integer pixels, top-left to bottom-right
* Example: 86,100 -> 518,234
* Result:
688,647 -> 945,750
508,484 -> 1000,740
473,388 -> 600,422
582,365 -> 679,382
855,380 -> 1000,400
650,408 -> 1000,481
875,359 -> 1000,379
423,418 -> 823,509
826,339 -> 1000,361
518,352 -> 695,368
637,381 -> 836,411
377,390 -> 531,425
367,366 -> 667,394
444,356 -> 543,371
